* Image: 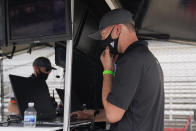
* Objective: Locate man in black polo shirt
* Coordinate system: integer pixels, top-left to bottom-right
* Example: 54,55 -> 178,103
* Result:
88,8 -> 164,131
8,57 -> 56,114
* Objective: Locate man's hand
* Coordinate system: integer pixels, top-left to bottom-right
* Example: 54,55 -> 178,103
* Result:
101,47 -> 125,123
71,110 -> 95,120
100,47 -> 118,71
8,102 -> 19,114
71,109 -> 106,122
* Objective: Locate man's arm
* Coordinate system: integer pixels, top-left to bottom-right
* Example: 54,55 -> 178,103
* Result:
100,47 -> 125,123
70,109 -> 106,122
8,102 -> 19,114
71,47 -> 125,123
102,75 -> 125,123
95,109 -> 106,122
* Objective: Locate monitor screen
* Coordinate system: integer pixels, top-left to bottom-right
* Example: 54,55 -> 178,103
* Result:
9,74 -> 56,120
137,0 -> 196,41
7,0 -> 72,43
55,43 -> 66,68
71,51 -> 103,110
75,11 -> 100,59
55,46 -> 103,109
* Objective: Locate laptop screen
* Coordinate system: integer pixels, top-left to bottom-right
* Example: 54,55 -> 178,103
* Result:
56,88 -> 82,112
9,74 -> 56,120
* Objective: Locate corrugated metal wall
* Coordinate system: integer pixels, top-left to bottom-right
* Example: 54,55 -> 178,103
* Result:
149,40 -> 196,129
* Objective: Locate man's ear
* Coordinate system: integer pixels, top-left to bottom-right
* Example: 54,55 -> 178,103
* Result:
112,25 -> 120,39
116,24 -> 121,35
33,66 -> 39,76
114,25 -> 121,37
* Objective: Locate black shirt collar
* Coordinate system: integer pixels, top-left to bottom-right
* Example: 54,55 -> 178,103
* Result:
30,74 -> 36,79
117,40 -> 148,61
124,40 -> 148,54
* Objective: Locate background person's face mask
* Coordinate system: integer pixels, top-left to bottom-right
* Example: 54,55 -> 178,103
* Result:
37,68 -> 49,80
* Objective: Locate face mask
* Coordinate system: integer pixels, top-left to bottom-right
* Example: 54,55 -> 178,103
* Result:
101,27 -> 119,55
37,68 -> 49,81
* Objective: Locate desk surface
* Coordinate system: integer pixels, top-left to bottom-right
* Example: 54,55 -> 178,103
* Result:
0,127 -> 62,131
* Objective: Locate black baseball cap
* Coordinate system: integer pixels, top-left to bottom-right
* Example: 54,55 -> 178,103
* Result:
33,57 -> 56,70
88,8 -> 135,40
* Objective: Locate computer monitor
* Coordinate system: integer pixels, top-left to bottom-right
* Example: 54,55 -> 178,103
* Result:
74,10 -> 100,59
55,43 -> 66,68
55,44 -> 103,110
6,0 -> 72,44
56,88 -> 82,112
9,74 -> 56,120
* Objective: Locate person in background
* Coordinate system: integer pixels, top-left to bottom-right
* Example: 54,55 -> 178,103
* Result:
8,57 -> 56,114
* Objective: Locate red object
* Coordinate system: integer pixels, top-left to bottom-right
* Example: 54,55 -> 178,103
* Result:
188,0 -> 196,17
10,100 -> 16,104
164,129 -> 185,131
164,115 -> 192,131
184,115 -> 192,130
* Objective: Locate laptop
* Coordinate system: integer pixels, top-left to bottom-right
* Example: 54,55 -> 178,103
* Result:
55,89 -> 92,127
9,74 -> 56,121
9,75 -> 91,127
56,88 -> 82,112
56,88 -> 65,104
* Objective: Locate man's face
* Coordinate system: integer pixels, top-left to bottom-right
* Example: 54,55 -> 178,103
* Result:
100,25 -> 122,54
33,66 -> 51,80
33,66 -> 51,76
101,26 -> 114,40
38,67 -> 51,74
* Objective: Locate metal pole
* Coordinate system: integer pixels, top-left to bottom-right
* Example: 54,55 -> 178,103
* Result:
63,0 -> 74,130
0,58 -> 4,121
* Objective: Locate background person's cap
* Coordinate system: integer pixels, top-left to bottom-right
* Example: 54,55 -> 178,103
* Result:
88,8 -> 135,40
33,57 -> 57,70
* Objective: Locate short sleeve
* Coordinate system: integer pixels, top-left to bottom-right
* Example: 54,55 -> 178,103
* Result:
9,88 -> 16,103
107,55 -> 142,110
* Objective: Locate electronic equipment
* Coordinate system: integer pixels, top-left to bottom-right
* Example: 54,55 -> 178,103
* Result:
9,74 -> 56,120
56,88 -> 83,112
6,0 -> 72,44
55,43 -> 66,68
74,10 -> 100,59
137,0 -> 196,41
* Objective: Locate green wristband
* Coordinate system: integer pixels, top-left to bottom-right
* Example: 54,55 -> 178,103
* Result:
103,70 -> 114,76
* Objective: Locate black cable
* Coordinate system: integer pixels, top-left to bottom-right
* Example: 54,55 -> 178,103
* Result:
0,115 -> 22,127
27,43 -> 34,54
27,43 -> 53,54
90,110 -> 100,131
6,44 -> 16,59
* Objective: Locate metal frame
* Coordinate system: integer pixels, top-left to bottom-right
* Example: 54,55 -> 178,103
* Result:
0,58 -> 4,121
63,0 -> 74,130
